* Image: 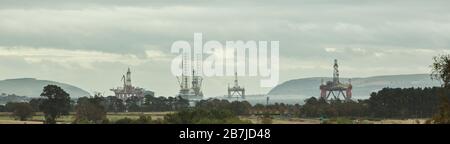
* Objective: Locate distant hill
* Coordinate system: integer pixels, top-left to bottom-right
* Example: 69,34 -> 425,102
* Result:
0,78 -> 90,98
268,74 -> 442,99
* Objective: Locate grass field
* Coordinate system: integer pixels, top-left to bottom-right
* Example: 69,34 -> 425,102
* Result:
0,112 -> 429,124
242,116 -> 429,124
0,112 -> 174,124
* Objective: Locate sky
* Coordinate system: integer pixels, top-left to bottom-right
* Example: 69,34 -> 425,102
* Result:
0,0 -> 449,97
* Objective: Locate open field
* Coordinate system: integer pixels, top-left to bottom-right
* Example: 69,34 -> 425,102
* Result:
0,112 -> 174,124
0,120 -> 43,124
242,116 -> 429,124
0,112 -> 429,124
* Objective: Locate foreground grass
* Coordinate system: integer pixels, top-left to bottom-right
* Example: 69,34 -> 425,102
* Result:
0,112 -> 429,124
242,115 -> 429,124
0,112 -> 174,124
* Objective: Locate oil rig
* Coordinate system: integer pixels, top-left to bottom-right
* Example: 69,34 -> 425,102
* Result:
319,59 -> 352,101
110,68 -> 149,101
176,55 -> 204,100
228,72 -> 245,100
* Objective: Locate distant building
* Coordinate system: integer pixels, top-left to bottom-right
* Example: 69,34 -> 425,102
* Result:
110,68 -> 153,101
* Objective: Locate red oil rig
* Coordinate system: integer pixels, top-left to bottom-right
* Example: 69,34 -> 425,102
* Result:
319,59 -> 352,101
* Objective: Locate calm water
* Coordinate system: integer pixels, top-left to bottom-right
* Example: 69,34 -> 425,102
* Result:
208,94 -> 369,106
211,95 -> 307,105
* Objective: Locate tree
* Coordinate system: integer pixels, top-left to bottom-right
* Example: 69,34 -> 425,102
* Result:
40,85 -> 71,124
433,90 -> 450,124
174,96 -> 189,110
431,54 -> 450,123
357,88 -> 438,118
431,54 -> 450,87
301,97 -> 325,117
8,102 -> 34,121
142,95 -> 189,112
5,102 -> 16,112
0,105 -> 5,112
126,96 -> 142,112
104,96 -> 125,112
29,98 -> 44,112
230,101 -> 252,115
74,96 -> 107,124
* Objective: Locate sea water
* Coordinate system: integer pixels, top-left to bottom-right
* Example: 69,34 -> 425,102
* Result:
211,94 -> 308,105
208,94 -> 370,106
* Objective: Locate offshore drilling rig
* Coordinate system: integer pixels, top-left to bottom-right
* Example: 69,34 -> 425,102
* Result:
110,68 -> 148,101
319,59 -> 352,101
228,72 -> 245,100
176,54 -> 204,100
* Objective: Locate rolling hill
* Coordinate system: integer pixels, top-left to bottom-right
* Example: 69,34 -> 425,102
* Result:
268,74 -> 442,99
0,78 -> 90,98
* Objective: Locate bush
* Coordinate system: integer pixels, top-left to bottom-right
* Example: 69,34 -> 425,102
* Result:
164,109 -> 251,124
261,117 -> 273,124
134,115 -> 153,124
74,96 -> 107,124
0,105 -> 5,112
8,102 -> 34,121
115,117 -> 134,124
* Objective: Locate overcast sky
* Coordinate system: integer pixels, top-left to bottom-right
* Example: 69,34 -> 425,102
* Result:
0,0 -> 449,97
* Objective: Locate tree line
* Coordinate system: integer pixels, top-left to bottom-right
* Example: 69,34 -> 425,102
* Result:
116,99 -> 254,124
299,87 -> 447,119
71,97 -> 254,124
0,85 -> 190,123
2,86 -> 449,123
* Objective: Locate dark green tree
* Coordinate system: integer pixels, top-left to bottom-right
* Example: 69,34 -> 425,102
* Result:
74,96 -> 107,124
142,95 -> 189,112
433,89 -> 450,124
230,101 -> 252,115
431,54 -> 450,87
105,96 -> 125,113
0,105 -> 5,112
40,85 -> 71,124
431,54 -> 450,123
8,102 -> 34,121
126,96 -> 142,112
364,88 -> 439,118
29,98 -> 44,112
